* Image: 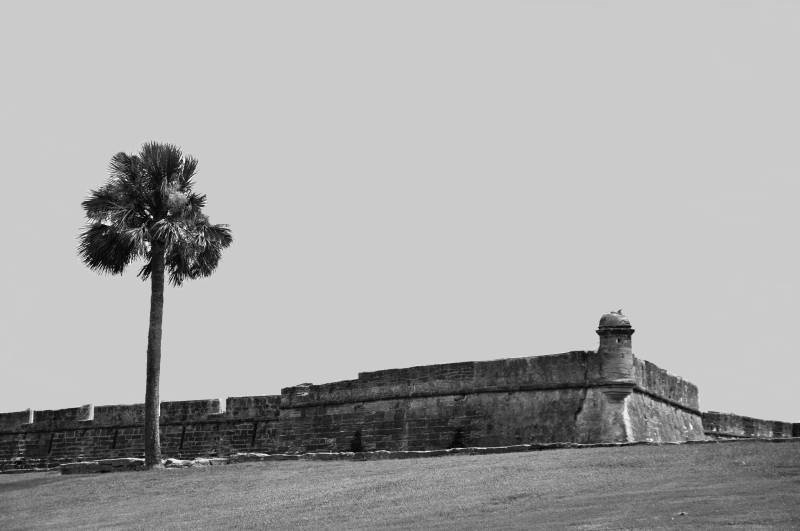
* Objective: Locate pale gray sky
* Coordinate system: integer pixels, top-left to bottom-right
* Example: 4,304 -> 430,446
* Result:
1,1 -> 797,422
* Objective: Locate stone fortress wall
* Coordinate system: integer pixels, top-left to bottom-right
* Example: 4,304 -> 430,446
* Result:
1,312 -> 797,470
702,411 -> 797,439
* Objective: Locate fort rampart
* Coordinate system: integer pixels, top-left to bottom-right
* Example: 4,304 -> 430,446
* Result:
702,411 -> 799,439
1,312 -> 795,470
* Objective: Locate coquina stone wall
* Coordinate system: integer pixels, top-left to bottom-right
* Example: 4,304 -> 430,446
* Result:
0,397 -> 282,470
272,350 -> 709,453
1,313 -> 795,470
0,351 -> 768,471
702,411 -> 799,439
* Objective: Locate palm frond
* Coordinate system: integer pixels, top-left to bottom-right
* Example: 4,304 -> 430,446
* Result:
78,223 -> 139,275
152,218 -> 189,252
180,156 -> 198,191
137,259 -> 153,281
123,225 -> 149,256
162,220 -> 233,286
140,142 -> 184,188
191,244 -> 223,279
108,152 -> 135,182
185,193 -> 207,213
164,243 -> 194,286
203,223 -> 233,248
82,183 -> 149,228
82,186 -> 120,221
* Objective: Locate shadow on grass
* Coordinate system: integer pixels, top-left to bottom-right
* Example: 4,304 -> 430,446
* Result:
0,476 -> 60,494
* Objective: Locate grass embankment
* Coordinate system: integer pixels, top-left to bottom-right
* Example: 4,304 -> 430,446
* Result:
1,440 -> 798,529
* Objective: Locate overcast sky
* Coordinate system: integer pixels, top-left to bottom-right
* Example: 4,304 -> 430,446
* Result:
1,1 -> 797,422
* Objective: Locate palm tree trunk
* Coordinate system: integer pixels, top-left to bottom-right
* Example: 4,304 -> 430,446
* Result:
144,239 -> 165,468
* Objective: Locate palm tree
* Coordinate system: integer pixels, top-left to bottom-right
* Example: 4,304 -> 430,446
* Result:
79,142 -> 232,468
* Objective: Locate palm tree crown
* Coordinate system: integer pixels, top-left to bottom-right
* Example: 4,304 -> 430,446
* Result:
79,142 -> 232,284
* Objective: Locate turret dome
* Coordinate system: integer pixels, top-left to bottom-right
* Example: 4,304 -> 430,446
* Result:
599,310 -> 631,328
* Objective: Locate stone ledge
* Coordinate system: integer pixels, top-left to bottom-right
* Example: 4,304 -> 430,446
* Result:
7,437 -> 782,475
164,457 -> 228,468
61,458 -> 146,475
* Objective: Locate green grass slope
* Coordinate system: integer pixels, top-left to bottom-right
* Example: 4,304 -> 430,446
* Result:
1,441 -> 798,529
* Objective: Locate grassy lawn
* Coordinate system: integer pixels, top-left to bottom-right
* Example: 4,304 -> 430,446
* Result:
1,441 -> 798,529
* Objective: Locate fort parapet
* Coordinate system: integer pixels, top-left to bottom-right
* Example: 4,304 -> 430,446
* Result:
702,411 -> 798,439
1,312 -> 796,470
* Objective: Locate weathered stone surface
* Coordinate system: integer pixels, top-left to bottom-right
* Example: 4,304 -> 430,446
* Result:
191,457 -> 227,466
32,405 -> 93,428
164,458 -> 192,468
281,351 -> 607,408
93,404 -> 145,425
703,412 -> 795,439
633,359 -> 699,411
0,410 -> 32,431
164,457 -> 228,467
627,392 -> 705,442
598,310 -> 631,328
226,396 -> 281,419
160,399 -> 221,423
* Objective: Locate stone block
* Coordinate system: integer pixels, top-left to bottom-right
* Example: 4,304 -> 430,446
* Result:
226,395 -> 281,419
93,404 -> 145,425
0,410 -> 33,431
160,399 -> 221,422
32,405 -> 93,427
